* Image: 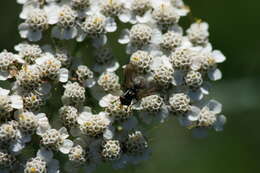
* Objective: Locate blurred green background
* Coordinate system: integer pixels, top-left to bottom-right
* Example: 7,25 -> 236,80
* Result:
1,0 -> 260,172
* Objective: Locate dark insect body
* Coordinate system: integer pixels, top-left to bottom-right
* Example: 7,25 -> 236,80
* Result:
120,88 -> 138,106
120,64 -> 156,106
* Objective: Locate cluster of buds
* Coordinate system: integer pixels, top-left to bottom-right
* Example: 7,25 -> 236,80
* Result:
0,0 -> 226,172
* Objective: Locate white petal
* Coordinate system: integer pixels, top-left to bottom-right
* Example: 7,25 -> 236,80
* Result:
212,50 -> 226,63
178,116 -> 192,127
126,43 -> 138,54
45,4 -> 59,24
99,94 -> 117,107
37,148 -> 53,162
200,22 -> 209,30
77,112 -> 92,124
200,83 -> 211,95
0,71 -> 9,81
118,12 -> 131,23
206,99 -> 222,114
18,23 -> 29,38
0,87 -> 10,95
191,60 -> 202,71
21,134 -> 32,143
118,29 -> 130,44
200,89 -> 209,97
214,115 -> 226,131
59,127 -> 69,139
103,127 -> 114,140
208,68 -> 222,81
93,60 -> 119,73
28,30 -> 42,42
19,6 -> 31,19
136,11 -> 152,23
169,24 -> 183,34
81,106 -> 92,113
35,56 -> 46,65
62,27 -> 78,40
10,95 -> 23,109
105,18 -> 117,32
76,32 -> 87,42
17,0 -> 27,4
151,29 -> 162,44
172,70 -> 184,86
59,139 -> 73,154
38,83 -> 52,95
14,55 -> 25,64
203,43 -> 213,52
58,68 -> 69,83
84,78 -> 96,88
92,35 -> 107,48
10,141 -> 25,153
36,114 -> 51,135
158,106 -> 169,123
188,89 -> 203,101
36,113 -> 48,120
106,61 -> 120,72
176,8 -> 190,16
187,106 -> 200,121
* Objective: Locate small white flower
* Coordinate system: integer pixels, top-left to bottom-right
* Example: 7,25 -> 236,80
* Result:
74,65 -> 96,88
77,111 -> 112,139
92,47 -> 120,73
35,148 -> 60,173
0,50 -> 23,80
187,22 -> 209,46
36,53 -> 68,82
39,126 -> 74,154
51,5 -> 78,40
19,8 -> 53,41
118,23 -> 162,54
123,0 -> 153,24
191,47 -> 226,81
36,113 -> 51,136
96,72 -> 122,96
62,82 -> 86,106
14,42 -> 42,64
0,87 -> 23,117
134,94 -> 169,124
185,100 -> 226,133
77,13 -> 116,47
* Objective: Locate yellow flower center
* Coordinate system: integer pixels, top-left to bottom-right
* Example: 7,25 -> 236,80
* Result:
109,0 -> 113,5
94,17 -> 103,24
30,167 -> 37,173
19,114 -> 26,121
132,56 -> 140,62
84,122 -> 92,127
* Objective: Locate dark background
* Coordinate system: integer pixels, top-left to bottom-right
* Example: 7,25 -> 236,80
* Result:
1,0 -> 260,172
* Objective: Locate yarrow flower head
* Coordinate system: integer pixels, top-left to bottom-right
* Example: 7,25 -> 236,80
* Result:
19,8 -> 54,41
51,5 -> 78,40
0,0 -> 227,172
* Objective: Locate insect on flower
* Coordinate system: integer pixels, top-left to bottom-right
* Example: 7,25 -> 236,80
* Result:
120,63 -> 157,106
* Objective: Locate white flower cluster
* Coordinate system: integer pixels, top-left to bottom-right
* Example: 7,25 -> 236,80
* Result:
0,0 -> 226,172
